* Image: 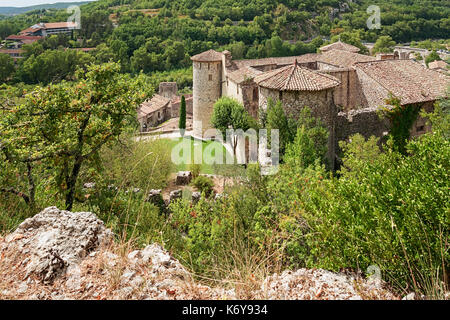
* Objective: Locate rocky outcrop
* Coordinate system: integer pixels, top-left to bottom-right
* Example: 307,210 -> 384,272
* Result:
0,207 -> 397,300
1,207 -> 112,284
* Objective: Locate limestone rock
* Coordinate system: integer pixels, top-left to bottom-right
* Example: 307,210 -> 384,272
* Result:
176,171 -> 192,185
3,206 -> 112,284
169,189 -> 182,203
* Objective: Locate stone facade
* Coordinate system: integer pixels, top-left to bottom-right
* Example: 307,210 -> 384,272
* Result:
138,82 -> 193,132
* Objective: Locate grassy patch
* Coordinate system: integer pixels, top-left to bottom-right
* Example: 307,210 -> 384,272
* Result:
160,136 -> 233,174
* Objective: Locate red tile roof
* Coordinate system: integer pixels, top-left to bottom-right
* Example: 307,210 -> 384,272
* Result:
255,60 -> 340,91
355,59 -> 449,107
320,41 -> 360,53
0,49 -> 23,54
191,49 -> 223,62
6,35 -> 42,41
319,49 -> 376,68
227,66 -> 263,84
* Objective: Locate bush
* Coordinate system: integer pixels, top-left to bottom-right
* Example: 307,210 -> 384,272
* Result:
191,175 -> 214,197
189,163 -> 201,179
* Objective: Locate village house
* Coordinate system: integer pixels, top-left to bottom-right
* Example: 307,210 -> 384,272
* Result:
19,22 -> 78,37
137,82 -> 193,131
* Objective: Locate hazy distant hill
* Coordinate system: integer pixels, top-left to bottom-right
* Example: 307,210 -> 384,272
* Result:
0,1 -> 94,16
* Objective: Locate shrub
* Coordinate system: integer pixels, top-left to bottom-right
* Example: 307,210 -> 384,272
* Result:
191,175 -> 214,197
189,163 -> 201,179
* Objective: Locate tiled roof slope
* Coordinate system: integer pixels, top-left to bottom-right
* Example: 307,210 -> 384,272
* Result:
191,49 -> 223,62
355,59 -> 449,107
232,53 -> 320,70
429,60 -> 448,70
320,41 -> 360,53
255,61 -> 340,91
319,49 -> 376,68
137,94 -> 170,119
227,66 -> 263,84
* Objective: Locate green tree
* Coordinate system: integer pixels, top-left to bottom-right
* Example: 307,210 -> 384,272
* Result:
179,95 -> 187,132
0,63 -> 150,210
425,50 -> 442,67
372,36 -> 396,54
211,97 -> 251,157
0,53 -> 15,82
284,107 -> 328,170
265,98 -> 295,156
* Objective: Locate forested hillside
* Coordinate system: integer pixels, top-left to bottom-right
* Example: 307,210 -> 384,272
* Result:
0,0 -> 449,87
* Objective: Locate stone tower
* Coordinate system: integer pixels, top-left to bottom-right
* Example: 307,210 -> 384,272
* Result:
191,49 -> 223,137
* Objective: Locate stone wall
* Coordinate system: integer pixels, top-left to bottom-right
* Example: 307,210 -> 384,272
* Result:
193,61 -> 222,137
170,95 -> 193,118
335,101 -> 435,151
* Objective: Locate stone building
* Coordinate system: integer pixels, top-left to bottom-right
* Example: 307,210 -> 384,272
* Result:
187,41 -> 448,167
137,82 -> 193,131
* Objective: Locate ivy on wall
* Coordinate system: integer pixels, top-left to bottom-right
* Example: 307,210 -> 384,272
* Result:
382,94 -> 421,155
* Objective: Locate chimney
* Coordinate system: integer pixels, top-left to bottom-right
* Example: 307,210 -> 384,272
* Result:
223,50 -> 232,67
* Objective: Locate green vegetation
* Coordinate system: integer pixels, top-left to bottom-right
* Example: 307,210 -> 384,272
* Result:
191,175 -> 215,198
164,136 -> 232,174
1,0 -> 449,87
372,35 -> 396,54
211,97 -> 253,157
0,0 -> 448,300
179,95 -> 186,130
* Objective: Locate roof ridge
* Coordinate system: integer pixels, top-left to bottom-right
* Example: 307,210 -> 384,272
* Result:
283,62 -> 297,90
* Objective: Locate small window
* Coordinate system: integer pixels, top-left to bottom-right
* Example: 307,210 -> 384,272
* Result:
417,125 -> 425,132
279,91 -> 283,100
253,87 -> 258,101
209,74 -> 213,81
237,85 -> 239,94
208,63 -> 210,70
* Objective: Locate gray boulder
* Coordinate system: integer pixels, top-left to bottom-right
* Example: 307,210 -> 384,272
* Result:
191,192 -> 201,204
169,189 -> 182,203
2,207 -> 112,284
176,171 -> 192,185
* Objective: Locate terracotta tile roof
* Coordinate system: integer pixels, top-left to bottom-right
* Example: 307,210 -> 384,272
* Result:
232,53 -> 320,69
0,49 -> 23,54
137,94 -> 170,119
20,22 -> 78,35
254,60 -> 340,91
355,59 -> 449,107
6,35 -> 42,41
227,66 -> 263,84
428,60 -> 448,70
320,41 -> 360,53
43,22 -> 77,29
191,49 -> 223,62
318,49 -> 376,68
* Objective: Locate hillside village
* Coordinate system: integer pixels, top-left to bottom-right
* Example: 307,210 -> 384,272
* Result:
0,0 -> 449,303
138,41 -> 448,169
